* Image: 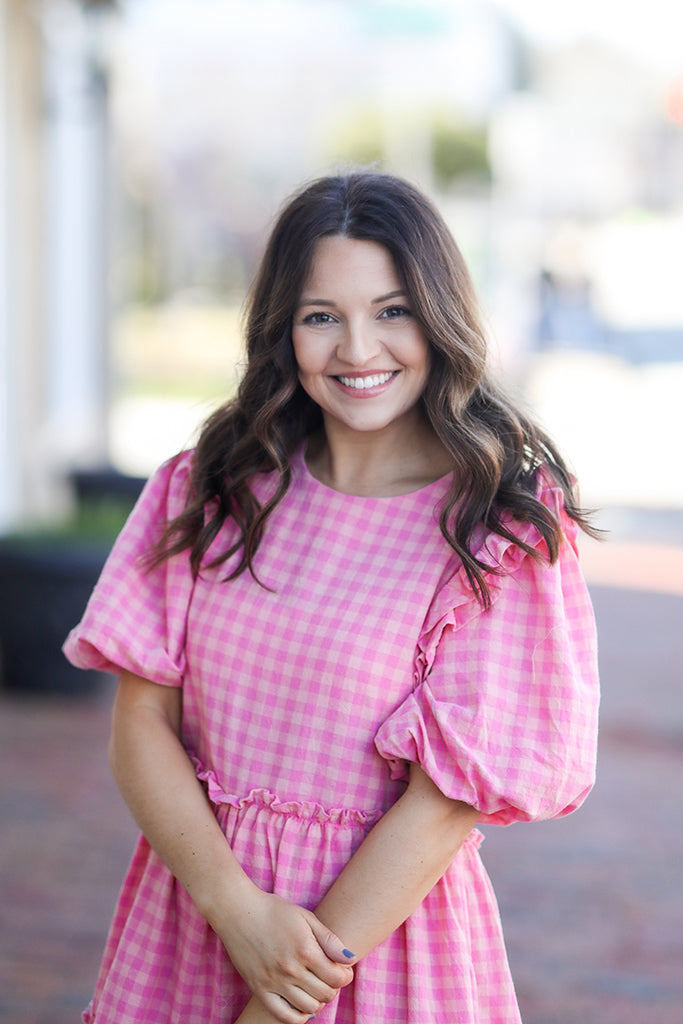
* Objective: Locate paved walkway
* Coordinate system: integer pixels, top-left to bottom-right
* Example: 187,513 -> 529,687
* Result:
1,530 -> 682,1024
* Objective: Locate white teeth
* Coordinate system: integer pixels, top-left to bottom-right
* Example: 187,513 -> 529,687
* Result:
337,372 -> 394,389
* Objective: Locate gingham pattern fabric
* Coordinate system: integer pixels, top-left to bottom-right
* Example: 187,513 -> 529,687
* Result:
64,448 -> 599,1024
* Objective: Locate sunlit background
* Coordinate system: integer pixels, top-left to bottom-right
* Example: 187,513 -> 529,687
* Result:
2,0 -> 683,531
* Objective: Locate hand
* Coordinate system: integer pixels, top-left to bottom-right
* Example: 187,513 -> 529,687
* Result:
214,887 -> 356,1024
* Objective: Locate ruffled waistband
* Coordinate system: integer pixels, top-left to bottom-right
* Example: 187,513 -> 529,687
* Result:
192,757 -> 385,828
190,756 -> 484,849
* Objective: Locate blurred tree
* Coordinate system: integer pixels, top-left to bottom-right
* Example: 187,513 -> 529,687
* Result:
431,116 -> 490,188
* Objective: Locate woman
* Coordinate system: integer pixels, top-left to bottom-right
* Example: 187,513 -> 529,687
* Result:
64,171 -> 599,1024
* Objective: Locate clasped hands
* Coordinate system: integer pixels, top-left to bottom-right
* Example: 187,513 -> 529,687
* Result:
213,885 -> 357,1024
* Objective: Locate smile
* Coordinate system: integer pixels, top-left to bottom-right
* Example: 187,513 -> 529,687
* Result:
335,372 -> 396,390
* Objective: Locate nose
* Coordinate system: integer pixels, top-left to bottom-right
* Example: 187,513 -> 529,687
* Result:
336,318 -> 382,365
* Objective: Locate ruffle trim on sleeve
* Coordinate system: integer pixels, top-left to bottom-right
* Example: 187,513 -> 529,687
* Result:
374,479 -> 596,825
416,479 -> 575,681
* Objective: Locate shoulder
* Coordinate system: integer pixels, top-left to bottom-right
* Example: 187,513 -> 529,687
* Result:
129,450 -> 195,530
532,468 -> 581,553
421,471 -> 588,641
156,449 -> 195,486
149,448 -> 195,493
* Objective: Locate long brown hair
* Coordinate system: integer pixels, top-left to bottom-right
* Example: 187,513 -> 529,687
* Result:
149,172 -> 597,606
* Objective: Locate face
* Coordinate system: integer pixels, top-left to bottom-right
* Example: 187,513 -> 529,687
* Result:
292,236 -> 430,438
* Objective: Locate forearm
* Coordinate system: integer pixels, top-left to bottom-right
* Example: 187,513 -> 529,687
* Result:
315,763 -> 479,957
111,672 -> 353,1024
109,671 -> 256,926
234,765 -> 478,1023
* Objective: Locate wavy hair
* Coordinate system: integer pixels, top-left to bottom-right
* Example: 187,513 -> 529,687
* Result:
148,171 -> 597,606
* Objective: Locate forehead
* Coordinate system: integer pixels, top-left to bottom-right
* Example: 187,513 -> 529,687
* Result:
301,236 -> 401,297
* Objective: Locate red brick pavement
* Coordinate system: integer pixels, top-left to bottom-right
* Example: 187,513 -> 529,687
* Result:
1,559 -> 682,1023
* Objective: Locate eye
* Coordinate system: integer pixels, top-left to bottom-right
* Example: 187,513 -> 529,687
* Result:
379,305 -> 412,320
301,311 -> 337,325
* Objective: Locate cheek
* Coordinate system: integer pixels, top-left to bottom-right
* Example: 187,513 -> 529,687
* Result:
291,332 -> 310,375
409,332 -> 431,375
293,333 -> 329,378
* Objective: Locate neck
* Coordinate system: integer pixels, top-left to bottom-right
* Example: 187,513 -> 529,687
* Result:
306,412 -> 453,497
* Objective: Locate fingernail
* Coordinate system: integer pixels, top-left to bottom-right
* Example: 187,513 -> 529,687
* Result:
343,948 -> 355,958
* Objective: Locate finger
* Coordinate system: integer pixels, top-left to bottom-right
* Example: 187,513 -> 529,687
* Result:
303,950 -> 356,991
281,968 -> 345,1009
308,916 -> 359,966
308,951 -> 354,991
300,970 -> 345,1004
284,987 -> 323,1015
261,990 -> 321,1024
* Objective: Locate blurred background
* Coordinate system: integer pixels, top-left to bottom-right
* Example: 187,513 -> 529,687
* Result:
2,0 -> 683,514
1,1 -> 682,1022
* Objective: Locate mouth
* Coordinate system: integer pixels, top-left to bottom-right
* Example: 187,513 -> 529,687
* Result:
334,371 -> 398,391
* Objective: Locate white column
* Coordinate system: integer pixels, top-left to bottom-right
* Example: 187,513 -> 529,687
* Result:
0,0 -> 48,529
42,0 -> 110,475
0,0 -> 15,530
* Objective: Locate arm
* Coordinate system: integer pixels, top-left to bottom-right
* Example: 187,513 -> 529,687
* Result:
314,763 -> 479,954
235,763 -> 479,1023
109,671 -> 353,1023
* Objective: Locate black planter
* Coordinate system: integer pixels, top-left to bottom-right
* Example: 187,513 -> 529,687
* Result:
0,466 -> 146,696
0,539 -> 112,696
69,467 -> 147,506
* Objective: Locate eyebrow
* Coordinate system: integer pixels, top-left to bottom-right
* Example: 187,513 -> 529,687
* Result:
298,289 -> 407,308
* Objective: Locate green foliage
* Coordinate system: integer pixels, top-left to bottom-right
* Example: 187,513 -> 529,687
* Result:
2,497 -> 136,547
431,118 -> 490,188
68,497 -> 136,541
321,105 -> 490,191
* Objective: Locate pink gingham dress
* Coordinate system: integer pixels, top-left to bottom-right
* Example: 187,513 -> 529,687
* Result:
64,446 -> 599,1024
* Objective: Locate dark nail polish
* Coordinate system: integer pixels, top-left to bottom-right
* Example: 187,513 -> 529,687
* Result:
343,948 -> 355,958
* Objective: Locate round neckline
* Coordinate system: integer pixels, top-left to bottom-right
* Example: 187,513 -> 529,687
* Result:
296,444 -> 452,502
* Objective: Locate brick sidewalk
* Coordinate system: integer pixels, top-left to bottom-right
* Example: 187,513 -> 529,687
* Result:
1,580 -> 682,1024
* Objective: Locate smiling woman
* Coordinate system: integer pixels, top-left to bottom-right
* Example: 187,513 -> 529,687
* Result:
63,172 -> 600,1024
291,235 -> 442,493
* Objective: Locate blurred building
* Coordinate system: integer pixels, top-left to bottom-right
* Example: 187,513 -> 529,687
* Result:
0,0 -> 113,531
2,1 -> 681,520
486,31 -> 683,507
487,35 -> 683,365
108,0 -> 521,304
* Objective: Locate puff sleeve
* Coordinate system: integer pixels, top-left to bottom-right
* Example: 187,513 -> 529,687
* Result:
375,485 -> 600,826
62,451 -> 195,687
